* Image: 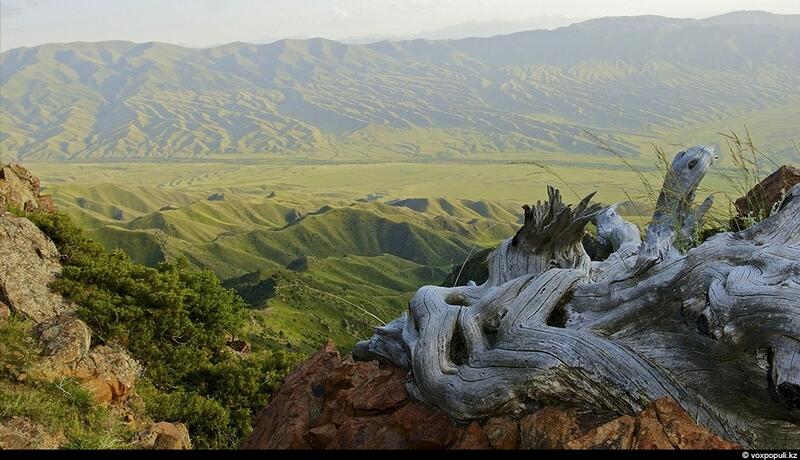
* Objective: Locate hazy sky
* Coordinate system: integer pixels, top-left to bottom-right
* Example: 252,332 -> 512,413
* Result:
2,0 -> 799,51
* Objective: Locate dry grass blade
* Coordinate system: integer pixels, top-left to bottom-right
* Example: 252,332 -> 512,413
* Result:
582,130 -> 659,209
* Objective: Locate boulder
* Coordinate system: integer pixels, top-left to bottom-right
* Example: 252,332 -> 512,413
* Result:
0,182 -> 141,405
241,339 -> 340,449
519,406 -> 581,449
566,399 -> 739,450
326,416 -> 408,449
137,422 -> 191,450
305,424 -> 337,449
634,405 -> 675,449
389,402 -> 462,449
566,415 -> 638,449
36,316 -> 91,368
74,345 -> 141,404
0,213 -> 74,323
451,422 -> 492,450
483,416 -> 518,449
0,417 -> 66,449
0,163 -> 56,213
649,398 -> 739,449
33,316 -> 141,404
323,358 -> 407,413
735,165 -> 800,222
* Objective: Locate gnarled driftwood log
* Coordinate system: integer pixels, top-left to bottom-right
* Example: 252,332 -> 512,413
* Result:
354,145 -> 800,448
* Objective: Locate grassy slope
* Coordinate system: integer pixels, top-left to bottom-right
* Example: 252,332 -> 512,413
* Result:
0,315 -> 139,449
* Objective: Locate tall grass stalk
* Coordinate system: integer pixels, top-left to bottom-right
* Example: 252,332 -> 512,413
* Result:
583,128 -> 786,243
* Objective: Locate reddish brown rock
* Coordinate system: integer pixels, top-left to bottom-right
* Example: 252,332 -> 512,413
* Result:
389,402 -> 461,449
315,359 -> 408,426
451,422 -> 492,450
318,393 -> 356,427
323,358 -> 375,395
242,342 -> 740,451
566,415 -> 637,449
327,416 -> 409,449
567,399 -> 739,450
483,416 -> 518,449
633,405 -> 674,449
347,365 -> 407,411
306,424 -> 337,449
734,165 -> 800,224
242,339 -> 340,449
650,398 -> 739,450
520,406 -> 581,449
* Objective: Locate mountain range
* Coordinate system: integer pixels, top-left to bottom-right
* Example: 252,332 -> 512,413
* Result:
336,15 -> 581,43
1,10 -> 799,161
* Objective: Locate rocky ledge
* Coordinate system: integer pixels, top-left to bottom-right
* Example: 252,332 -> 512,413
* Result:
0,162 -> 190,450
243,341 -> 739,450
0,163 -> 56,214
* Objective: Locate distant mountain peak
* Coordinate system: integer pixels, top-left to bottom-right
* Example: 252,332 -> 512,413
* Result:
703,10 -> 800,28
1,13 -> 798,161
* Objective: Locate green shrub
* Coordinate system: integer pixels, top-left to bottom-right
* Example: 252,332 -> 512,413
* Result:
23,211 -> 247,381
183,350 -> 303,444
136,381 -> 233,448
16,210 -> 304,448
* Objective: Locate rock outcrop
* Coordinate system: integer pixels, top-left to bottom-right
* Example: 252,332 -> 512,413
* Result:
0,211 -> 139,405
243,342 -> 739,450
136,422 -> 192,450
0,163 -> 189,449
0,300 -> 10,321
565,398 -> 739,450
33,315 -> 141,404
0,417 -> 67,449
0,163 -> 56,213
0,213 -> 73,323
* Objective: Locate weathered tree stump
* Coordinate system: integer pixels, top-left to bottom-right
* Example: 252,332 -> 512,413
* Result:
354,146 -> 800,448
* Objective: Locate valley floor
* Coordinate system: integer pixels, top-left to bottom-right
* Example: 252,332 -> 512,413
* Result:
23,156 -> 751,352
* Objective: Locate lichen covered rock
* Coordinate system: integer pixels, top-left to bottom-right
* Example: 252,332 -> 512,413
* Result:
0,213 -> 74,323
0,163 -> 56,213
136,422 -> 192,450
0,417 -> 67,449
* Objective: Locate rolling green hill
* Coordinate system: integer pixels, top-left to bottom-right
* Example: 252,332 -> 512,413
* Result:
22,138 -> 781,352
2,11 -> 799,162
30,167 -> 526,351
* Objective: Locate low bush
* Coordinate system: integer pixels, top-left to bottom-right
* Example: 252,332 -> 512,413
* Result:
16,210 -> 304,448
